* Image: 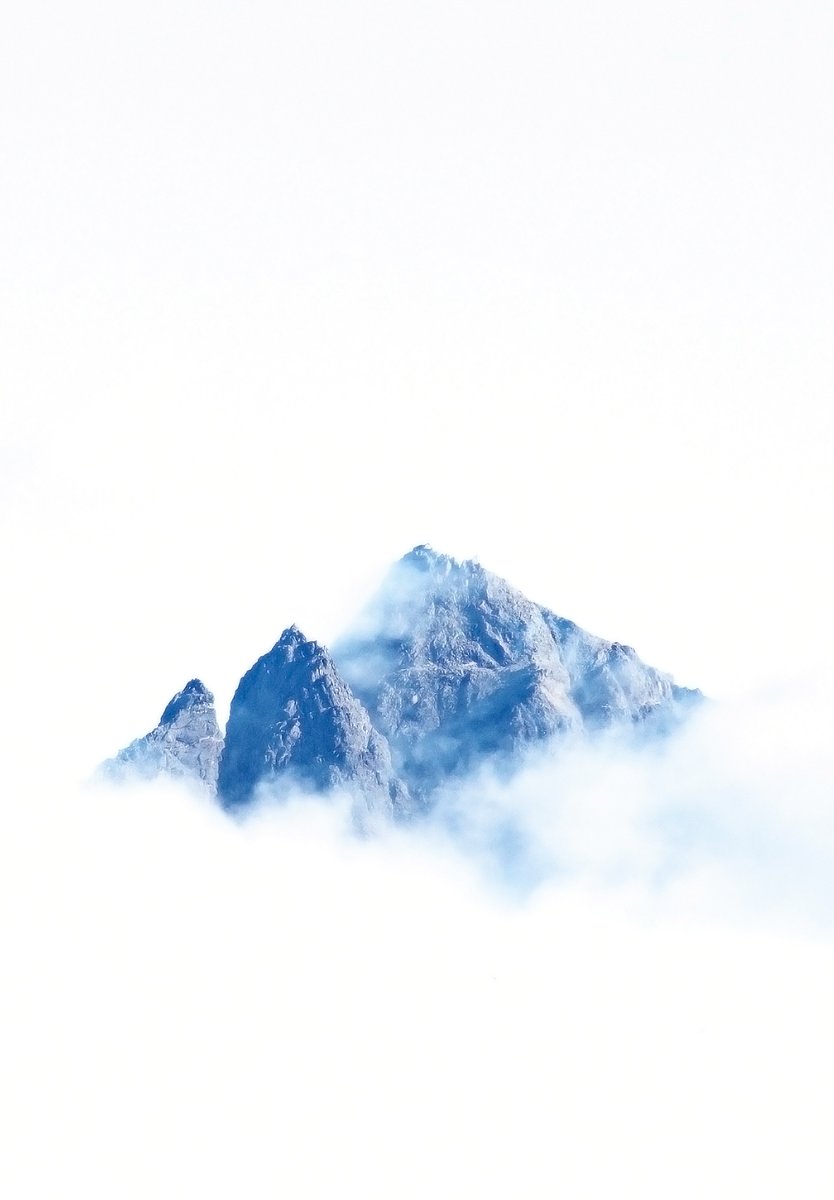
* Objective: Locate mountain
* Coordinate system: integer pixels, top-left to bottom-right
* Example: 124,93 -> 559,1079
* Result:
102,678 -> 224,791
334,545 -> 698,802
103,546 -> 699,818
216,625 -> 409,823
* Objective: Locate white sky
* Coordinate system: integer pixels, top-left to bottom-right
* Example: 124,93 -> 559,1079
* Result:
2,0 -> 832,767
2,5 -> 834,1195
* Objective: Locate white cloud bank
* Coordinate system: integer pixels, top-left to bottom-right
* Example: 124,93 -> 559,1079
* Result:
3,684 -> 834,1199
433,680 -> 834,928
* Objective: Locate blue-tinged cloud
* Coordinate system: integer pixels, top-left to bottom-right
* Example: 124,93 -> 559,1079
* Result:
2,679 -> 833,1199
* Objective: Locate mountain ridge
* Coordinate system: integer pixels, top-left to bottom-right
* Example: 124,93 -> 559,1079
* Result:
334,545 -> 697,801
103,545 -> 700,816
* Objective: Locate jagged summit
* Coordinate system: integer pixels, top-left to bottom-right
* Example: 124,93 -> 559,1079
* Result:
160,678 -> 214,726
217,626 -> 409,821
103,544 -> 699,823
276,623 -> 307,647
401,544 -> 460,574
335,547 -> 698,801
335,552 -> 576,796
103,678 -> 224,792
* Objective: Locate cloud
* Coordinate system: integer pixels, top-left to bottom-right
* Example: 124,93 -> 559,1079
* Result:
2,683 -> 834,1198
429,680 -> 834,928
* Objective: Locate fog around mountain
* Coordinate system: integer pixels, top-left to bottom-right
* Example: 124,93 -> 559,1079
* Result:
9,540 -> 833,1197
3,0 -> 833,1193
4,674 -> 834,1198
103,546 -> 700,826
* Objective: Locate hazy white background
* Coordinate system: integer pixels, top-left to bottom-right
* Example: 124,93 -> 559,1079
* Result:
3,0 -> 832,759
2,1 -> 833,1196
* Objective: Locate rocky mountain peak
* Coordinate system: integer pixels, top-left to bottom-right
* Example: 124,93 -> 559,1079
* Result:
103,545 -> 699,823
103,678 -> 224,792
159,678 -> 215,726
400,543 -> 460,575
216,626 -> 409,822
335,547 -> 698,801
275,623 -> 308,651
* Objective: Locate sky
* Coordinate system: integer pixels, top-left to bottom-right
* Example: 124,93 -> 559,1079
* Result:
2,1 -> 834,1196
2,0 -> 833,757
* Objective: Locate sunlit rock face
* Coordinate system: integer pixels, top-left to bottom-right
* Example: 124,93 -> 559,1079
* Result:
102,679 -> 224,792
334,545 -> 699,804
216,626 -> 410,823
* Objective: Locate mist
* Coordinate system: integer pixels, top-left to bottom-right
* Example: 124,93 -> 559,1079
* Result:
430,680 -> 834,928
3,681 -> 834,1199
2,0 -> 832,1191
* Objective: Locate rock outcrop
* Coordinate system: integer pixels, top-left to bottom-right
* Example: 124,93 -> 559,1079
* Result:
103,678 -> 224,792
335,545 -> 698,802
217,626 -> 409,822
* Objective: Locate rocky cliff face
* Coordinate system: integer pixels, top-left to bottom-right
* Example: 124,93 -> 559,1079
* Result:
335,545 -> 698,802
103,679 -> 224,792
538,611 -> 697,727
216,626 -> 409,823
103,546 -> 699,818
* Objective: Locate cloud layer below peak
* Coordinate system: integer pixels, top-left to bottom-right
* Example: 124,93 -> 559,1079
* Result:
3,679 -> 834,1198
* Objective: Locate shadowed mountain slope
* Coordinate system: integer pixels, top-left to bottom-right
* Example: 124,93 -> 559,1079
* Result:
217,626 -> 410,822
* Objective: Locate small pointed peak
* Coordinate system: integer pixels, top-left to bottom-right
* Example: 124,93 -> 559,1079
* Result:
267,624 -> 327,665
275,624 -> 311,649
160,678 -> 215,725
401,544 -> 457,572
404,543 -> 441,561
399,545 -> 486,582
183,677 -> 211,696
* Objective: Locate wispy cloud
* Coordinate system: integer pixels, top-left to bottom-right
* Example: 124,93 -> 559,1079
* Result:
427,681 -> 834,928
3,681 -> 834,1197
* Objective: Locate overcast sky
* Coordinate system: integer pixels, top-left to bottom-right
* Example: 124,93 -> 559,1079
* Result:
2,5 -> 834,1194
2,0 -> 832,766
